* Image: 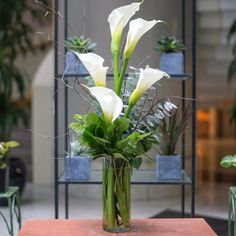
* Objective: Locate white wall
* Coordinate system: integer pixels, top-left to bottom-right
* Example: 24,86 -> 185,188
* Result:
32,49 -> 54,184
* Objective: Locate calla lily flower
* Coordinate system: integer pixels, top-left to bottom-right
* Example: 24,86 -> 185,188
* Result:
129,67 -> 170,106
73,52 -> 108,87
87,87 -> 123,123
108,2 -> 141,50
124,18 -> 163,58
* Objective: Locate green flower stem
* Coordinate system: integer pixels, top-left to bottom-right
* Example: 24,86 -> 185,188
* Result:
103,159 -> 131,231
112,51 -> 120,94
114,165 -> 129,225
117,58 -> 129,96
124,167 -> 131,212
124,103 -> 134,118
106,165 -> 115,228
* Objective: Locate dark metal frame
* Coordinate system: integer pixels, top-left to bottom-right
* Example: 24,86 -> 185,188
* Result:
54,0 -> 196,219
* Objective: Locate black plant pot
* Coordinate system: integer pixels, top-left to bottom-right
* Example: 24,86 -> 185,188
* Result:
0,166 -> 9,193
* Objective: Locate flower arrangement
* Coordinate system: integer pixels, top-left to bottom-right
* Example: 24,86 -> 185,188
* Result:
68,1 -> 176,232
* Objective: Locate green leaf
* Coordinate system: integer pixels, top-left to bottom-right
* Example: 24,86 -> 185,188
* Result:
5,141 -> 19,148
73,114 -> 83,122
69,122 -> 83,133
220,155 -> 236,168
85,113 -> 100,125
114,117 -> 129,132
131,157 -> 142,169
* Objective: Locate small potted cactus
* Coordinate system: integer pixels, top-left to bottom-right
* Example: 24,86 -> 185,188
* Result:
65,36 -> 97,75
65,139 -> 91,180
0,141 -> 19,192
156,104 -> 191,180
155,36 -> 185,75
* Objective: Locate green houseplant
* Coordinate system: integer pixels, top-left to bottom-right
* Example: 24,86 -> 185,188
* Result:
155,36 -> 185,75
65,36 -> 97,75
226,19 -> 236,135
0,141 -> 19,192
65,139 -> 91,180
0,0 -> 48,141
67,1 -> 178,233
156,104 -> 191,180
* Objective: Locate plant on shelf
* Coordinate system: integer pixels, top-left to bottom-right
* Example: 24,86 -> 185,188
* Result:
0,141 -> 19,192
65,139 -> 91,181
155,36 -> 185,75
66,36 -> 97,53
155,36 -> 185,53
67,1 -> 179,233
155,104 -> 191,180
65,36 -> 97,75
0,0 -> 49,141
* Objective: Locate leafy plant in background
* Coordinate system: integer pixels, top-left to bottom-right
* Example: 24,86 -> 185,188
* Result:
69,139 -> 87,156
0,0 -> 49,141
226,19 -> 236,136
220,155 -> 236,168
156,103 -> 192,155
0,141 -> 19,169
65,36 -> 97,53
227,19 -> 236,82
155,36 -> 185,53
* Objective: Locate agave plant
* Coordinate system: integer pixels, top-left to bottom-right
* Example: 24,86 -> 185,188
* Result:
65,36 -> 97,53
69,139 -> 87,156
155,36 -> 185,53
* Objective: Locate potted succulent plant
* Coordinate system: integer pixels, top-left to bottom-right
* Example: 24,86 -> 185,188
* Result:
156,104 -> 191,180
65,139 -> 91,180
0,141 -> 19,192
65,36 -> 97,75
155,36 -> 185,75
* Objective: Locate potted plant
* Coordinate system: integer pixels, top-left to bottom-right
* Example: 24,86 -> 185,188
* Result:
65,36 -> 97,75
0,141 -> 19,193
155,36 -> 185,75
156,104 -> 191,180
65,139 -> 91,180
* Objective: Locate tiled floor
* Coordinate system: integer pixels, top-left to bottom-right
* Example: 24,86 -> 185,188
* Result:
0,181 -> 230,236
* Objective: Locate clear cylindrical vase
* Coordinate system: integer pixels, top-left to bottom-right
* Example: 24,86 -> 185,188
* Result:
102,158 -> 131,233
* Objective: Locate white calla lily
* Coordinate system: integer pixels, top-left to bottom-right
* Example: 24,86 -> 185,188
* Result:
124,18 -> 163,58
73,52 -> 108,87
87,87 -> 123,123
108,2 -> 141,50
129,67 -> 170,106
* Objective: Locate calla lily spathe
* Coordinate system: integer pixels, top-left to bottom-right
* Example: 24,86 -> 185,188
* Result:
87,87 -> 123,123
124,18 -> 163,58
129,67 -> 170,106
73,52 -> 108,87
108,2 -> 141,50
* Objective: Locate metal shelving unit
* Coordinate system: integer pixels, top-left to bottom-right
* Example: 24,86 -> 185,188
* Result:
54,0 -> 196,219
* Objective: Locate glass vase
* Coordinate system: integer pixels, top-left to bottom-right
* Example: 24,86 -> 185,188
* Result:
102,158 -> 131,233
